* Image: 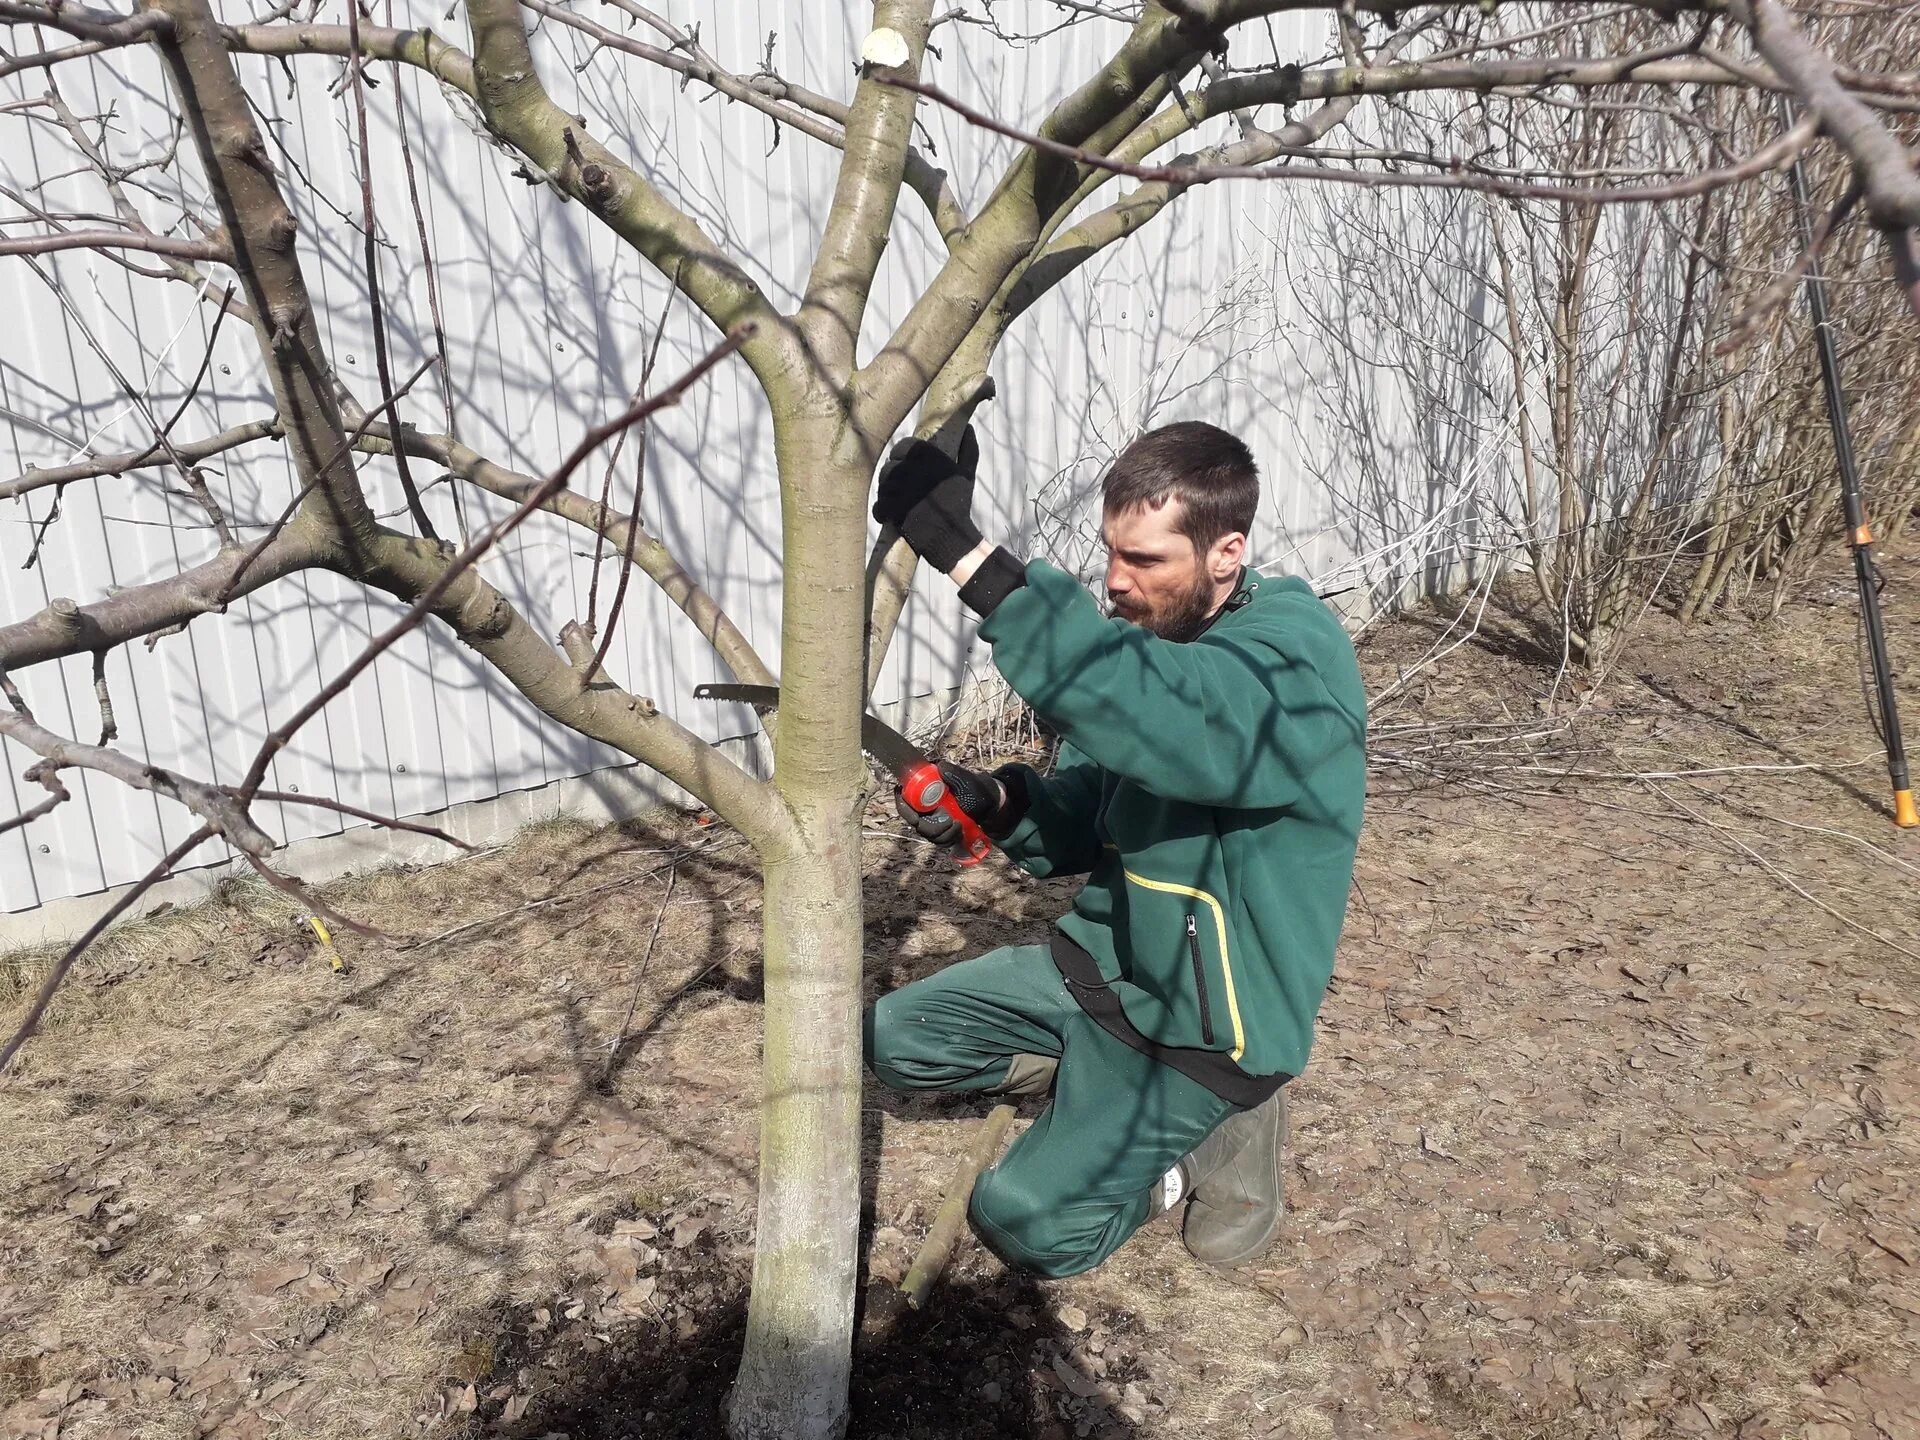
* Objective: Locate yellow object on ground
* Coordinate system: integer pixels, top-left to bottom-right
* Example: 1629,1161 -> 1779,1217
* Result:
306,916 -> 347,973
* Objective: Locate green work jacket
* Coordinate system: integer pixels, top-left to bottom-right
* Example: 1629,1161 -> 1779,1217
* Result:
979,560 -> 1366,1101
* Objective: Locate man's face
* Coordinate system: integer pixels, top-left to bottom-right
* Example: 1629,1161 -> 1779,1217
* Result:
1102,500 -> 1229,642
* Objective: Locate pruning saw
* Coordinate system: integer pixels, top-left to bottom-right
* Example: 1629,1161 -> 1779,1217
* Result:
693,683 -> 993,866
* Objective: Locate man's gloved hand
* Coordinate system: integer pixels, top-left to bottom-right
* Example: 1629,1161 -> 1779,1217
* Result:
872,426 -> 982,575
895,760 -> 1018,847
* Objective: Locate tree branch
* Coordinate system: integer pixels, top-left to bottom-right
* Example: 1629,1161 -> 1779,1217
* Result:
894,71 -> 1818,205
291,335 -> 786,851
0,34 -> 122,79
219,18 -> 476,91
0,227 -> 229,259
0,417 -> 280,500
0,709 -> 276,855
460,0 -> 803,396
167,0 -> 781,850
799,2 -> 933,381
0,1 -> 169,46
355,420 -> 777,689
1198,49 -> 1915,115
1011,10 -> 1439,315
1194,0 -> 1717,20
152,0 -> 378,549
856,4 -> 1213,437
0,526 -> 326,670
522,0 -> 966,243
1746,0 -> 1920,230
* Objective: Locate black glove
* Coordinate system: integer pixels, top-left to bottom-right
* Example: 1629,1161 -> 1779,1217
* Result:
872,427 -> 982,575
895,761 -> 1028,846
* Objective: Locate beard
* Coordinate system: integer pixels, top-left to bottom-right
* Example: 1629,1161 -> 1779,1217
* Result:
1108,568 -> 1221,642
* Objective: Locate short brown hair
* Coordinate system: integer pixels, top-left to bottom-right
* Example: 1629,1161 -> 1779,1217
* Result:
1100,421 -> 1258,552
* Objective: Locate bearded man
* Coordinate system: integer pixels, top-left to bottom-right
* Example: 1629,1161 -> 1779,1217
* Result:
864,420 -> 1367,1275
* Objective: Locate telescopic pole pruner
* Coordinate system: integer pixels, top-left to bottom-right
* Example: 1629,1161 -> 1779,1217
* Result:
1779,98 -> 1917,829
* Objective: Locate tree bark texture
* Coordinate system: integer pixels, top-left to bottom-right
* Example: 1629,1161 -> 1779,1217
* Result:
729,425 -> 872,1440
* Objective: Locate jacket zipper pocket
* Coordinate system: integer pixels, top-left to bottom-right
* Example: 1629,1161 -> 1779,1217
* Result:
1186,914 -> 1215,1046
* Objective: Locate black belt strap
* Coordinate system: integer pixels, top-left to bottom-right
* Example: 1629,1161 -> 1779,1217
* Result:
1050,934 -> 1289,1108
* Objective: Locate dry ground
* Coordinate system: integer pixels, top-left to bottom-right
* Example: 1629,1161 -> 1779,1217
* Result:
4,543 -> 1920,1440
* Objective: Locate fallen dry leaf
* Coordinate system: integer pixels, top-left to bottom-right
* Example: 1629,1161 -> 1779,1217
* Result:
337,1256 -> 393,1290
1865,1227 -> 1916,1266
361,1180 -> 406,1215
1050,1352 -> 1105,1400
247,1261 -> 310,1296
1856,993 -> 1918,1017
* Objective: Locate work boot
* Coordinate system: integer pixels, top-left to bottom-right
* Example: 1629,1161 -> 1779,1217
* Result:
1177,1088 -> 1289,1269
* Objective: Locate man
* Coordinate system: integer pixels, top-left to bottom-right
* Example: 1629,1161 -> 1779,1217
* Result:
864,420 -> 1367,1277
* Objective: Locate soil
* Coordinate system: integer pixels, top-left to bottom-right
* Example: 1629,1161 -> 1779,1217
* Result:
4,540 -> 1920,1440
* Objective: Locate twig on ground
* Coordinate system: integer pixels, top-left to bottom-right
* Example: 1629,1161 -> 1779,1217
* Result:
1639,775 -> 1920,964
400,833 -> 739,952
600,864 -> 679,1083
1693,789 -> 1920,882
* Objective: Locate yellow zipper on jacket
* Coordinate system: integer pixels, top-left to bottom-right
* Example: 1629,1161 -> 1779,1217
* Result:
1118,867 -> 1247,1062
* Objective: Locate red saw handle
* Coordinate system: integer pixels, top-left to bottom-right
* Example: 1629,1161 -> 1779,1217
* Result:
899,759 -> 992,867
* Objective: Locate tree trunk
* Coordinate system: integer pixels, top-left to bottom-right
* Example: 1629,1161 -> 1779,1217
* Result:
729,822 -> 864,1440
730,428 -> 870,1440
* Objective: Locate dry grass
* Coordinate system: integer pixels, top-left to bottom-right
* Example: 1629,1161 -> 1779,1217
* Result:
1,813 -> 776,1438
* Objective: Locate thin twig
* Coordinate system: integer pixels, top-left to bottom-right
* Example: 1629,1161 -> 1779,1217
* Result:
240,788 -> 475,849
236,846 -> 385,939
230,327 -> 752,806
1697,790 -> 1920,883
1640,775 -> 1920,964
584,271 -> 679,688
0,761 -> 69,837
384,0 -> 464,533
90,650 -> 116,743
884,73 -> 1818,206
399,833 -> 738,951
345,0 -> 435,541
584,261 -> 679,638
600,864 -> 678,1082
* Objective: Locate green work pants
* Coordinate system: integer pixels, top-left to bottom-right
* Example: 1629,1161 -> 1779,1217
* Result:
864,944 -> 1238,1278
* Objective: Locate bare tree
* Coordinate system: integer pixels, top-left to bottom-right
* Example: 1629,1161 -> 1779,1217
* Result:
3,2 -> 1919,1435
